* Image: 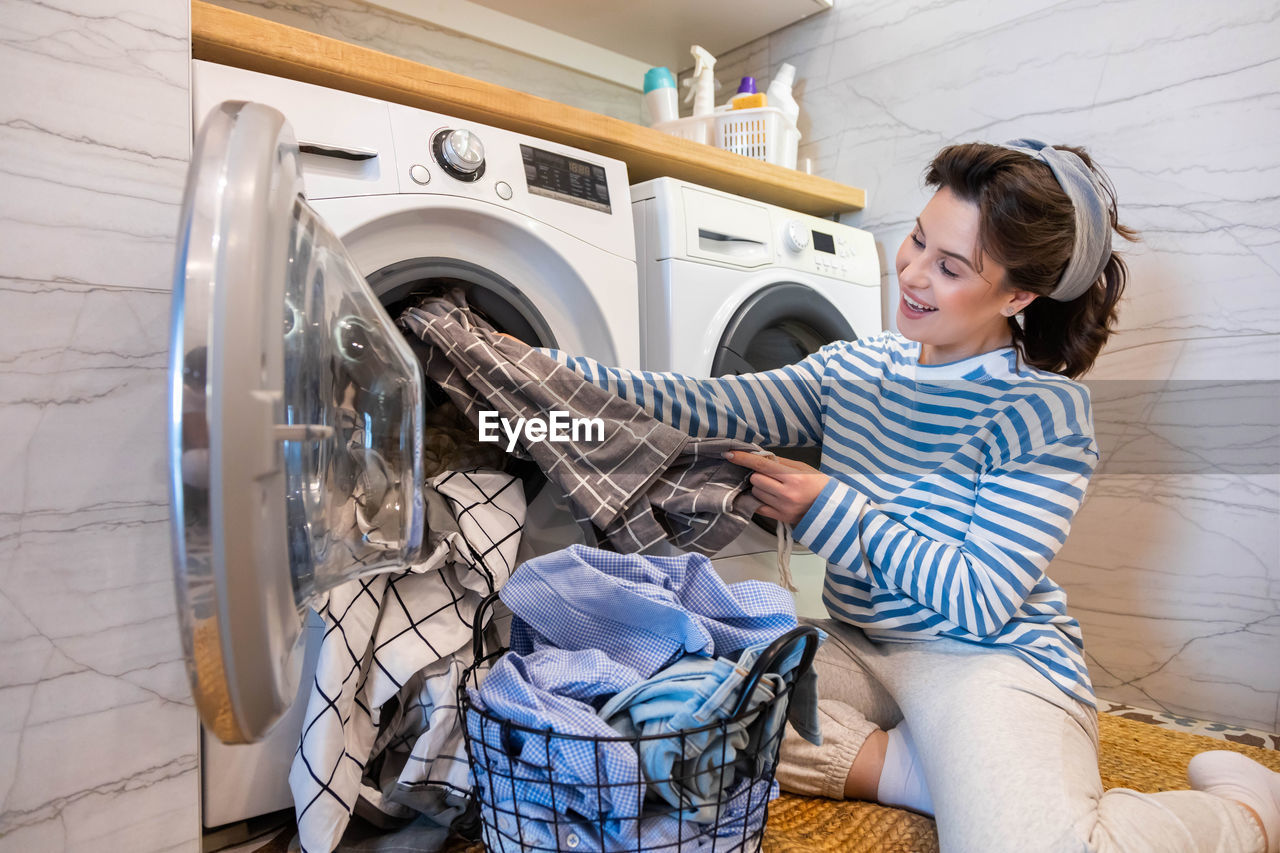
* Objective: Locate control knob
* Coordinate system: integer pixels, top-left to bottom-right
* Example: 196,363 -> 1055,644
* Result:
433,128 -> 486,181
784,220 -> 810,253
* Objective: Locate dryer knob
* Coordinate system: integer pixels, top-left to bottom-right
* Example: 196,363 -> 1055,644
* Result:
784,220 -> 810,253
441,129 -> 485,174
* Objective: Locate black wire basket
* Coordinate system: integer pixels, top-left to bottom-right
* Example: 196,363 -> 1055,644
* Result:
458,591 -> 819,853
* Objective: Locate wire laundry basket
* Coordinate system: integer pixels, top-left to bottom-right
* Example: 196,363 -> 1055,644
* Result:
458,592 -> 819,853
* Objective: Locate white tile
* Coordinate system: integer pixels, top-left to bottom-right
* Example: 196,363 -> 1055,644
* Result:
0,281 -> 171,517
0,1 -> 189,292
1057,472 -> 1280,731
0,283 -> 196,851
1,0 -> 198,838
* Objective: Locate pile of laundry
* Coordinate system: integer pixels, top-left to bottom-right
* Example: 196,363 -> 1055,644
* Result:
289,467 -> 527,853
286,289 -> 810,853
465,544 -> 823,853
398,290 -> 785,568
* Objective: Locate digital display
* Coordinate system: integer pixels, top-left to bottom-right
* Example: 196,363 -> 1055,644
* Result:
520,145 -> 611,213
813,231 -> 836,254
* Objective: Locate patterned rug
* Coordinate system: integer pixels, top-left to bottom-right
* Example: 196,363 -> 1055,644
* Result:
1099,700 -> 1280,751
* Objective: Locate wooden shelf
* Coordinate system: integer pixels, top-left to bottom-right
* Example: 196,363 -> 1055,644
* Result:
191,1 -> 865,216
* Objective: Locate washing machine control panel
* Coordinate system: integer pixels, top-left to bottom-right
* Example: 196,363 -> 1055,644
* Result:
667,182 -> 875,284
380,100 -> 635,260
519,144 -> 612,213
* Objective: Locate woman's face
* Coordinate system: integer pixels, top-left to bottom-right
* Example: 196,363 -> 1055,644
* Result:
894,187 -> 1035,365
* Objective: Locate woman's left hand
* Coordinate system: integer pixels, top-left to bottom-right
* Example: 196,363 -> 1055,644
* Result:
724,451 -> 829,527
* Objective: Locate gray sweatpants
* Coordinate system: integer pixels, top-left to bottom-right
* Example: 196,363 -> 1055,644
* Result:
776,618 -> 1265,853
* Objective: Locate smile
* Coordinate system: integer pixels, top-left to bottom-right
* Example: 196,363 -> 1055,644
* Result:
902,293 -> 937,313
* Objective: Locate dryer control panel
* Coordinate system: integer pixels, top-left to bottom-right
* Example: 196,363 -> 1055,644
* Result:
631,177 -> 879,288
788,219 -> 864,280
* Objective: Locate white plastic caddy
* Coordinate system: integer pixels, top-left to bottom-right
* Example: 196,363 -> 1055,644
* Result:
654,105 -> 800,169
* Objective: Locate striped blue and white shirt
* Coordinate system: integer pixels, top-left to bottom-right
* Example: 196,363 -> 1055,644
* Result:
546,332 -> 1098,707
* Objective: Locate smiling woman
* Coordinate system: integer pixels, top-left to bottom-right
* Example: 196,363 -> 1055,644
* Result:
910,140 -> 1138,378
894,186 -> 1023,365
532,138 -> 1280,853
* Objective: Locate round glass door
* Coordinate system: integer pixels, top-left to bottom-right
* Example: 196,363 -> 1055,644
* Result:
169,101 -> 424,743
711,282 -> 855,377
712,282 -> 856,508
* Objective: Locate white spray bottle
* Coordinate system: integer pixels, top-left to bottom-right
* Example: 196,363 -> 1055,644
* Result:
684,45 -> 718,117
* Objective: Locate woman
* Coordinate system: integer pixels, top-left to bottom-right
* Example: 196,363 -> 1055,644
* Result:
540,140 -> 1279,852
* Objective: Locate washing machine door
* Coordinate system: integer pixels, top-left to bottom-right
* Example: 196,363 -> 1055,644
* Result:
712,282 -> 855,376
713,280 -> 855,495
169,101 -> 425,743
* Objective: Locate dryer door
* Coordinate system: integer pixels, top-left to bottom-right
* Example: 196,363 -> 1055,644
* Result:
712,282 -> 855,376
169,101 -> 425,743
713,281 -> 854,513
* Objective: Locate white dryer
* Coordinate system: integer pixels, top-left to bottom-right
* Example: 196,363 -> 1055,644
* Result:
632,177 -> 881,376
182,61 -> 640,838
631,177 -> 883,566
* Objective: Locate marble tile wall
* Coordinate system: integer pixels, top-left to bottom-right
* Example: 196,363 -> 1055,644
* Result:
0,0 -> 197,851
715,0 -> 1280,732
205,0 -> 645,124
2,2 -> 1272,849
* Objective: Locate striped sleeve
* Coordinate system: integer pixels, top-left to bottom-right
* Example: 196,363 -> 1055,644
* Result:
794,435 -> 1098,638
540,348 -> 828,448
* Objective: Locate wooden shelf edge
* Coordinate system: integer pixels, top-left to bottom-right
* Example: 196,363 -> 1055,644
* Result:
191,1 -> 866,216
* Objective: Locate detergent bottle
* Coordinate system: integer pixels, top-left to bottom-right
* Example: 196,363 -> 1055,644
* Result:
643,66 -> 679,125
730,77 -> 768,110
766,62 -> 800,125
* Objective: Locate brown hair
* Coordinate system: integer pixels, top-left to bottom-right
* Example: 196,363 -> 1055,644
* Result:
924,143 -> 1138,378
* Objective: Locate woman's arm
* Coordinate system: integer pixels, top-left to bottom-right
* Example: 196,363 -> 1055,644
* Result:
794,435 -> 1098,638
540,347 -> 829,448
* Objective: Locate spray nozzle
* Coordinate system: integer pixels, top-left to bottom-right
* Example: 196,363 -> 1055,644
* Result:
690,45 -> 716,76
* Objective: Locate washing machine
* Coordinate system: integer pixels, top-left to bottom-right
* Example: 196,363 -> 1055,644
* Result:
179,61 -> 640,839
630,177 -> 882,589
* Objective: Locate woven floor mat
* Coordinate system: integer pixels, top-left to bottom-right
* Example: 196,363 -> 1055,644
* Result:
760,712 -> 1280,853
407,712 -> 1280,853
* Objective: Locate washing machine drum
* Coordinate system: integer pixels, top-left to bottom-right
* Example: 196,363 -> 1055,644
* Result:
365,259 -> 554,498
366,257 -> 557,352
712,282 -> 855,376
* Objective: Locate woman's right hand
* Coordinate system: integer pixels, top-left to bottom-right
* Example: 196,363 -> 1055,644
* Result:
723,450 -> 830,527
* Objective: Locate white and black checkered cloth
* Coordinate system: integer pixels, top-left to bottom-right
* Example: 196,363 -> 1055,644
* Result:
398,291 -> 768,556
290,468 -> 525,853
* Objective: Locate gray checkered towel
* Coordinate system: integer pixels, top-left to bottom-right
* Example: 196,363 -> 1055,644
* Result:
398,291 -> 766,555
